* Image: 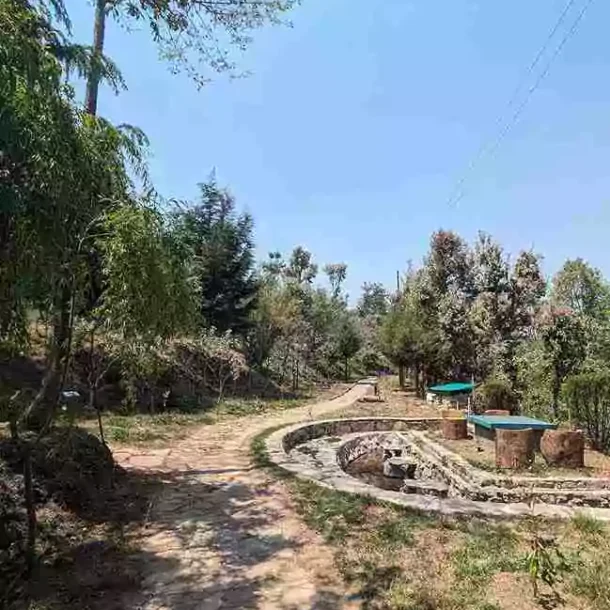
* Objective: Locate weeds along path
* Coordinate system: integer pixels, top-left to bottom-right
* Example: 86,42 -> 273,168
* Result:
115,382 -> 374,610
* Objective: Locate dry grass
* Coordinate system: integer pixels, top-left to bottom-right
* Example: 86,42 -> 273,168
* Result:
77,384 -> 351,448
329,377 -> 439,420
285,475 -> 610,610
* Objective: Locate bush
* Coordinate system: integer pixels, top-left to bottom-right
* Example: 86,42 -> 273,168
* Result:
563,372 -> 610,453
0,428 -> 117,516
473,379 -> 517,414
0,461 -> 26,588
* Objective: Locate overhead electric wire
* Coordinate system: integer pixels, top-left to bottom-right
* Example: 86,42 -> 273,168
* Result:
445,0 -> 575,207
446,0 -> 596,207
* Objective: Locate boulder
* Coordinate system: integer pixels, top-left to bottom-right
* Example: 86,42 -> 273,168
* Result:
540,429 -> 585,468
383,457 -> 417,479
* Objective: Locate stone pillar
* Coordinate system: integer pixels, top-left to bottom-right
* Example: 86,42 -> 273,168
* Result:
441,418 -> 468,440
540,430 -> 585,468
495,428 -> 534,469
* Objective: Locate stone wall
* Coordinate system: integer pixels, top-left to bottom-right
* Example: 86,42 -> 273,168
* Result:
265,417 -> 610,519
282,417 -> 441,454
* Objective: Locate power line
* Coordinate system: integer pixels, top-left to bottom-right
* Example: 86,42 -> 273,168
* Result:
445,0 -> 575,206
447,0 -> 595,207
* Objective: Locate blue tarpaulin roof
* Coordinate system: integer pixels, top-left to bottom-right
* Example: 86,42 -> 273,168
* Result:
428,382 -> 474,394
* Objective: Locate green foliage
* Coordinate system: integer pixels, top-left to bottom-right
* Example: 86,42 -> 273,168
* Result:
552,258 -> 610,318
107,0 -> 297,86
451,522 -> 520,586
380,232 -> 547,393
98,203 -> 198,340
473,378 -> 517,414
515,339 -> 554,419
248,248 -> 371,385
333,314 -> 363,381
323,263 -> 347,299
525,527 -> 572,599
571,513 -> 606,537
0,0 -> 150,425
569,543 -> 610,609
173,179 -> 258,336
357,282 -> 389,319
285,246 -> 318,284
381,289 -> 424,372
539,306 -> 587,417
563,371 -> 610,452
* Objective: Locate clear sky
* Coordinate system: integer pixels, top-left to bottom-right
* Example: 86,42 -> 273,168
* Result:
65,0 -> 610,300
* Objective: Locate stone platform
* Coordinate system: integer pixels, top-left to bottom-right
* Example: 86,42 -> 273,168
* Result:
265,417 -> 610,521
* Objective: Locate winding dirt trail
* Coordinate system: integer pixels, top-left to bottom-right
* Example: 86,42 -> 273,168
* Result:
115,383 -> 373,610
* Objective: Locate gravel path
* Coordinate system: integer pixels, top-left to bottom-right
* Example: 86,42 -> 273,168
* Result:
115,383 -> 374,610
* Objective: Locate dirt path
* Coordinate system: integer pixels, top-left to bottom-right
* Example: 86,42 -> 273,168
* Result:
115,383 -> 374,610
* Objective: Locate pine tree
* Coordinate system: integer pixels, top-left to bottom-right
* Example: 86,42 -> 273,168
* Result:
174,179 -> 258,336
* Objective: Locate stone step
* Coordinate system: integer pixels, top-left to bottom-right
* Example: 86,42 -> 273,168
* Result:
383,457 -> 417,479
401,478 -> 449,498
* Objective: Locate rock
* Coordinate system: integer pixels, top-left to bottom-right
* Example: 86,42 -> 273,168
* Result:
540,429 -> 585,468
383,457 -> 417,479
401,478 -> 449,497
359,396 -> 384,403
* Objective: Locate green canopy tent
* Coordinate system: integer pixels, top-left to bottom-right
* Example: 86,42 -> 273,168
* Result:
427,382 -> 475,411
427,382 -> 475,395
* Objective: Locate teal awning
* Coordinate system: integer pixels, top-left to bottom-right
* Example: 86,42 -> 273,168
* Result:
428,382 -> 474,395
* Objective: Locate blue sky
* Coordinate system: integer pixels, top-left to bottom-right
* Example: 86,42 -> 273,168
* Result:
66,0 -> 610,300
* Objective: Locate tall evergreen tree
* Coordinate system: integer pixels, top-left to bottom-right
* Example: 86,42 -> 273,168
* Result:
174,179 -> 258,336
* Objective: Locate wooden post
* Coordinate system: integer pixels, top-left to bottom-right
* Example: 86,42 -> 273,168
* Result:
441,416 -> 467,440
495,428 -> 534,469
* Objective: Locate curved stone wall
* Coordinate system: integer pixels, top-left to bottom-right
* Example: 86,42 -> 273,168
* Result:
265,417 -> 610,521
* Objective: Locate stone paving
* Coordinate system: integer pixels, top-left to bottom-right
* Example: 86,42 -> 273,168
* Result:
267,418 -> 610,521
114,382 -> 375,610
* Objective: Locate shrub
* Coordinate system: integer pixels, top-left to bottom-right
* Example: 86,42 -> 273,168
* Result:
473,379 -> 517,414
562,372 -> 610,452
0,428 -> 117,515
0,461 -> 26,588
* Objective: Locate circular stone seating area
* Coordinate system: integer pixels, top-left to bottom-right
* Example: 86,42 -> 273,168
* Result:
264,417 -> 610,521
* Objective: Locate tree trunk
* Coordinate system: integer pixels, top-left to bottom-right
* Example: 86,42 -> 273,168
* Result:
412,362 -> 420,395
398,364 -> 405,389
495,429 -> 535,469
551,375 -> 561,419
441,418 -> 467,440
85,0 -> 107,116
344,357 -> 349,383
23,447 -> 36,574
